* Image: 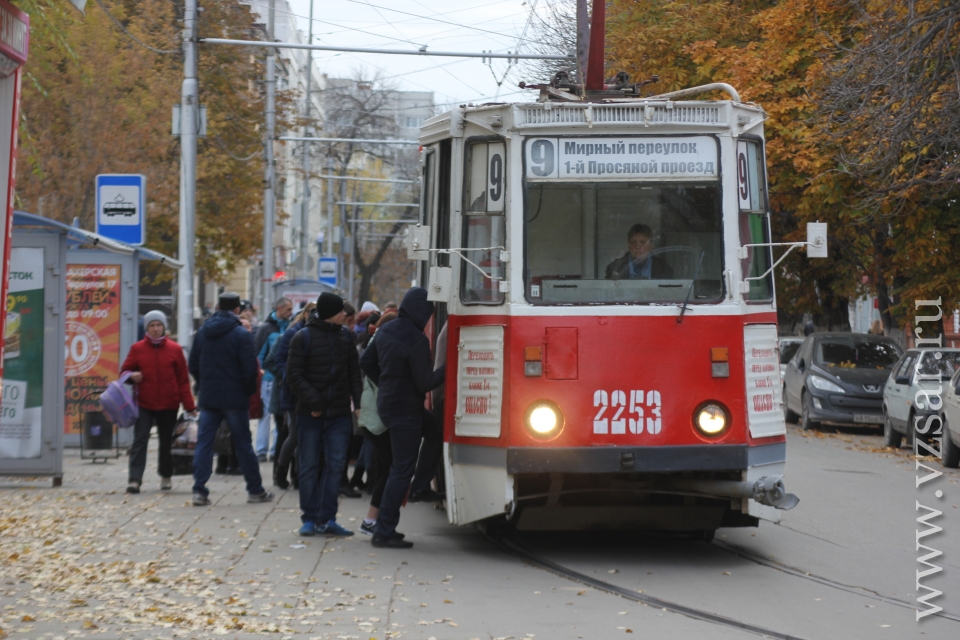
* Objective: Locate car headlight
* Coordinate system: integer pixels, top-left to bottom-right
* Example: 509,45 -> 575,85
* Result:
525,400 -> 563,440
694,402 -> 728,437
810,375 -> 845,393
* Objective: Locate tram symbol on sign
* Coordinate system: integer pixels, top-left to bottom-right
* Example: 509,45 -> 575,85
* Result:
95,174 -> 146,245
103,193 -> 137,218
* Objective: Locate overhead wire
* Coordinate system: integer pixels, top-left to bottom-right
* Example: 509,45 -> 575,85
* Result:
93,0 -> 181,55
340,0 -> 553,47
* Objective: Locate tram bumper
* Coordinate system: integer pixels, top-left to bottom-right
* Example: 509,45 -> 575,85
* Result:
506,442 -> 783,474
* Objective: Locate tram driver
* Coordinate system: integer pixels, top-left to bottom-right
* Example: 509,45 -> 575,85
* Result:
605,223 -> 675,280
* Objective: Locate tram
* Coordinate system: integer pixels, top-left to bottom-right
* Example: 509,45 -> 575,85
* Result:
410,73 -> 821,536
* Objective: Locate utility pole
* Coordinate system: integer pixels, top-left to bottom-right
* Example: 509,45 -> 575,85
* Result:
299,0 -> 314,279
177,0 -> 198,345
325,156 -> 334,257
261,0 -> 276,317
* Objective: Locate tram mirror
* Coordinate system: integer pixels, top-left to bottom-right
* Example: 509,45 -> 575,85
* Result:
806,222 -> 828,258
407,225 -> 431,261
427,266 -> 452,302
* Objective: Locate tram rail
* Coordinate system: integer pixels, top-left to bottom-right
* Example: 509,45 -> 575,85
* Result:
482,527 -> 960,637
486,529 -> 807,640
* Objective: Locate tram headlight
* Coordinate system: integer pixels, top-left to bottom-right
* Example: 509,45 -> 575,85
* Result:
525,400 -> 563,439
694,402 -> 729,437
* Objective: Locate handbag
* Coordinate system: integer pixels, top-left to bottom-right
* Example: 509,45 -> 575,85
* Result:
170,413 -> 198,476
214,421 -> 233,456
170,413 -> 199,454
99,372 -> 139,429
358,378 -> 386,435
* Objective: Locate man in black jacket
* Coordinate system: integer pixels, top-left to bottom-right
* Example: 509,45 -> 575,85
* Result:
286,293 -> 363,537
359,287 -> 446,548
188,292 -> 273,507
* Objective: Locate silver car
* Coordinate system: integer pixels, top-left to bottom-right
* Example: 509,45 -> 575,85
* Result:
882,348 -> 960,451
937,369 -> 960,467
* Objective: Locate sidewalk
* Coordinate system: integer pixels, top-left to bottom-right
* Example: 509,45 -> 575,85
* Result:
0,440 -> 649,640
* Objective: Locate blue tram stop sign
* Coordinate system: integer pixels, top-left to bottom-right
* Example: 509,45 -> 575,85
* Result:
95,174 -> 146,246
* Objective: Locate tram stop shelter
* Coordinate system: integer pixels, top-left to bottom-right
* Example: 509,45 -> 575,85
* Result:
0,212 -> 181,485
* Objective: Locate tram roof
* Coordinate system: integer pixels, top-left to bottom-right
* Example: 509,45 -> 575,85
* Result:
419,97 -> 766,146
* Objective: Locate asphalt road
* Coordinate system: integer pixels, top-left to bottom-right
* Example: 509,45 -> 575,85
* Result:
0,422 -> 957,639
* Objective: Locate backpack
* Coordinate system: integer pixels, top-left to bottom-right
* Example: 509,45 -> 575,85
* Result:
99,371 -> 139,429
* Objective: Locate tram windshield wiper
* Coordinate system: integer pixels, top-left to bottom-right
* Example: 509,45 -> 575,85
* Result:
676,251 -> 705,325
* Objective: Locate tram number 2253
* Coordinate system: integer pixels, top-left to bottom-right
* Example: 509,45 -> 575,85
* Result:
593,390 -> 662,435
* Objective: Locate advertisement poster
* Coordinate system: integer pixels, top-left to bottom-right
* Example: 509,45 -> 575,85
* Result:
63,264 -> 121,435
0,247 -> 44,459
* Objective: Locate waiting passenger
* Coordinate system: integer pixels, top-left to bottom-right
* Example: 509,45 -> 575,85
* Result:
605,223 -> 674,280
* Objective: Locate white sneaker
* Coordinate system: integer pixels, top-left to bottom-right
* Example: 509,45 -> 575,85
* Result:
160,477 -> 172,491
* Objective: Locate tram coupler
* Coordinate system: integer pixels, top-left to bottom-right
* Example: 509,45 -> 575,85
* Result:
673,476 -> 800,510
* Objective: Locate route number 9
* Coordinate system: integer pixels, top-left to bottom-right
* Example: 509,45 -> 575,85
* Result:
487,142 -> 505,212
530,139 -> 554,177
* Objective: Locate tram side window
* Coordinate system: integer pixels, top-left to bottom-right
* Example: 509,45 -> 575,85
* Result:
461,140 -> 506,304
737,139 -> 773,302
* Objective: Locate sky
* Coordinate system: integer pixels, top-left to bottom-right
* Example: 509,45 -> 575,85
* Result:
272,0 -> 562,111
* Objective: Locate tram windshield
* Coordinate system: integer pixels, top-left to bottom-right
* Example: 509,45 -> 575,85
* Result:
524,182 -> 723,304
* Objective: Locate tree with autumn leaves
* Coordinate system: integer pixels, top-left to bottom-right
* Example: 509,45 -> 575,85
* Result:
15,0 -> 293,283
534,0 -> 960,331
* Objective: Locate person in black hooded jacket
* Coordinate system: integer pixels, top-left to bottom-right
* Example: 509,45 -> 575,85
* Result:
286,293 -> 363,537
359,287 -> 445,548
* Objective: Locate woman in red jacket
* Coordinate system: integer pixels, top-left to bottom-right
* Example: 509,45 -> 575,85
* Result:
122,311 -> 196,493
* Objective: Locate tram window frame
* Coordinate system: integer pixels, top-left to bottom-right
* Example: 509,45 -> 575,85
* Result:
737,135 -> 774,303
522,180 -> 725,306
418,146 -> 438,290
460,136 -> 507,306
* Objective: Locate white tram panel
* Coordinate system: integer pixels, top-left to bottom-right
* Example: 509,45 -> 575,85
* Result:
454,325 -> 505,438
743,323 -> 786,438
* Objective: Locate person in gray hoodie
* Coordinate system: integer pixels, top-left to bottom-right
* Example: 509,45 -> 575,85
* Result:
359,287 -> 445,548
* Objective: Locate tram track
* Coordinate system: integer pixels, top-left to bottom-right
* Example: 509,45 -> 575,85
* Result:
486,528 -> 960,637
711,539 -> 960,624
487,531 -> 808,640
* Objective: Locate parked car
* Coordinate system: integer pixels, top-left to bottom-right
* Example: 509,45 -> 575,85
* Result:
783,332 -> 902,430
882,349 -> 960,449
778,337 -> 804,380
937,369 -> 960,467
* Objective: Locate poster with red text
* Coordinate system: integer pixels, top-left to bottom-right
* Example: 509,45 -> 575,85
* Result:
63,264 -> 121,434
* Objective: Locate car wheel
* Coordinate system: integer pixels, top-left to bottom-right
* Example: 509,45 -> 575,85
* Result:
883,411 -> 902,449
783,386 -> 799,423
943,418 -> 960,468
800,392 -> 819,431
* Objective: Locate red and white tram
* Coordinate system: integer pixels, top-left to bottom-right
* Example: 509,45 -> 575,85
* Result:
411,78 -> 817,536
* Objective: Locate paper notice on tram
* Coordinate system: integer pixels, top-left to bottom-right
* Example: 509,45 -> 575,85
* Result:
525,136 -> 717,181
743,324 -> 786,438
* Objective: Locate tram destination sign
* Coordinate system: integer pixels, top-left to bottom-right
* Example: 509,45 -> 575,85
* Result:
525,136 -> 717,181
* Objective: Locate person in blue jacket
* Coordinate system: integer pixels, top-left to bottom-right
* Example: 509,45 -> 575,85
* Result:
188,292 -> 273,507
359,287 -> 445,548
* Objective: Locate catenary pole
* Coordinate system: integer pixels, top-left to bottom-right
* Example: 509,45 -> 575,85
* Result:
299,0 -> 314,279
177,0 -> 198,346
261,0 -> 276,319
325,156 -> 334,258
